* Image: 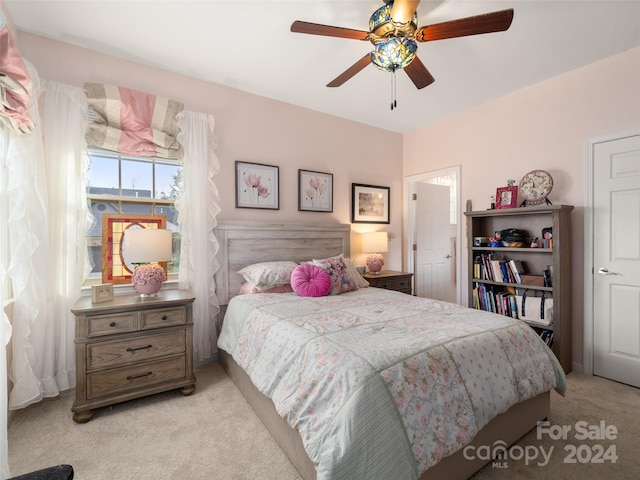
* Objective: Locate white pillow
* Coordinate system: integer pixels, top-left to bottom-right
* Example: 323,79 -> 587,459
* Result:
237,261 -> 298,291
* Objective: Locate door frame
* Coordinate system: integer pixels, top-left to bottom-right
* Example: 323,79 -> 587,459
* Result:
404,166 -> 462,304
583,127 -> 640,375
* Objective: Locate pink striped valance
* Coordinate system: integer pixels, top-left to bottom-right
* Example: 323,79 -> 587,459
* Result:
85,83 -> 183,160
0,12 -> 35,134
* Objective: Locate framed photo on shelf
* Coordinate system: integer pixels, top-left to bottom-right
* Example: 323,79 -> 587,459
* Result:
235,161 -> 279,210
91,283 -> 113,303
495,186 -> 518,209
351,183 -> 390,224
298,169 -> 333,212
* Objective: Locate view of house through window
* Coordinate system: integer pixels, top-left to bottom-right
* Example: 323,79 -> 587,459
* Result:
85,147 -> 182,283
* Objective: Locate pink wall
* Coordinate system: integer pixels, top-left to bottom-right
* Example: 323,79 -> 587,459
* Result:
15,32 -> 405,270
404,46 -> 640,368
13,20 -> 640,369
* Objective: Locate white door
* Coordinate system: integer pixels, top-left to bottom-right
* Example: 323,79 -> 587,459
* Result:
415,183 -> 454,302
593,133 -> 640,387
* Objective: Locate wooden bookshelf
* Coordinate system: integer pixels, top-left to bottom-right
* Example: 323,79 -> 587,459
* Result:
464,204 -> 574,373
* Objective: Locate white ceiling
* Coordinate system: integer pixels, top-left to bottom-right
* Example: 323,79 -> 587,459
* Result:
5,1 -> 640,134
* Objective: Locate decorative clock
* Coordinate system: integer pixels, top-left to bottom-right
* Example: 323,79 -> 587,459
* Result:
519,170 -> 553,206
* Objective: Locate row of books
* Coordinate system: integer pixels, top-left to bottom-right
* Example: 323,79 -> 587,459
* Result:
472,283 -> 519,318
473,254 -> 526,284
473,283 -> 555,347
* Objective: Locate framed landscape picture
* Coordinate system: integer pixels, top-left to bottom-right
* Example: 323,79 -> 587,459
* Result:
298,169 -> 333,212
351,183 -> 390,224
236,161 -> 279,210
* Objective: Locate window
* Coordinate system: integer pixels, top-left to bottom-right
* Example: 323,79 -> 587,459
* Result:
85,147 -> 182,283
425,173 -> 457,224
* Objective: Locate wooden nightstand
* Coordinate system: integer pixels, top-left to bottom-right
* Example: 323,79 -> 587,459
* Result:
71,290 -> 196,423
363,270 -> 413,295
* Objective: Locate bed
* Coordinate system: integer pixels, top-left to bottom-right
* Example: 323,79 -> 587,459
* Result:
214,221 -> 566,480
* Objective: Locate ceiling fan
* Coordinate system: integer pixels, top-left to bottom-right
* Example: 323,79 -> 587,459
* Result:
291,0 -> 514,91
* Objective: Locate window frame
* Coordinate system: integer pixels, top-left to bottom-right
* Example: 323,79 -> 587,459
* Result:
84,147 -> 182,286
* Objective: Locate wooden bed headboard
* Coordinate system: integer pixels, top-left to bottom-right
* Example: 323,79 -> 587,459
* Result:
214,220 -> 351,305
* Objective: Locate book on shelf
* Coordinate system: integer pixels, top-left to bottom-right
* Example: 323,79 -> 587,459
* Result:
535,328 -> 554,347
472,282 -> 519,319
474,254 -> 531,286
508,259 -> 525,283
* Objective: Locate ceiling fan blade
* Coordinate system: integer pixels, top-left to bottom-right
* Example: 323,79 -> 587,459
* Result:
415,9 -> 514,42
291,20 -> 369,40
390,0 -> 421,24
404,57 -> 435,89
327,54 -> 371,87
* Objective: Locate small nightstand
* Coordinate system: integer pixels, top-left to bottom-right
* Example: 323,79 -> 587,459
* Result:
71,290 -> 196,423
363,270 -> 413,295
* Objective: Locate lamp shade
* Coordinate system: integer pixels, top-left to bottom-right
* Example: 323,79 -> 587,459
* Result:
362,232 -> 388,274
361,231 -> 388,254
123,228 -> 173,264
123,228 -> 172,297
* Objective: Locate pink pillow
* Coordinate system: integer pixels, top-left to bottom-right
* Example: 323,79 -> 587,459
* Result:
291,264 -> 332,297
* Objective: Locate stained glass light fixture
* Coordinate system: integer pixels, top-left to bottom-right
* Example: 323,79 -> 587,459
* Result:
370,37 -> 417,72
368,2 -> 419,109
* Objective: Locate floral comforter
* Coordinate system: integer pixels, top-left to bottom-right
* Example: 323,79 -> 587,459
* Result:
218,288 -> 566,480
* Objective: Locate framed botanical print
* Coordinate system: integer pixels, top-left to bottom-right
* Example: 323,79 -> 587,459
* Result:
351,183 -> 390,224
298,169 -> 333,212
235,161 -> 279,210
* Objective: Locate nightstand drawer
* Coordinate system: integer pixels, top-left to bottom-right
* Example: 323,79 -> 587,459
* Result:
391,277 -> 411,291
87,356 -> 186,399
141,307 -> 186,329
87,330 -> 186,369
87,313 -> 137,337
364,271 -> 413,295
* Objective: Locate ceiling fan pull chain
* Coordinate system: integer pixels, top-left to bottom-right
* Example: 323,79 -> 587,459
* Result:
391,66 -> 397,111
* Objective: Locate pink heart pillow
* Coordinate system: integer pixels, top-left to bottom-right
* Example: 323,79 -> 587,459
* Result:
291,264 -> 332,297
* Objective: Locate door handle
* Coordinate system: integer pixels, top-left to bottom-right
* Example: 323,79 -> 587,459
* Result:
597,268 -> 619,276
445,254 -> 452,259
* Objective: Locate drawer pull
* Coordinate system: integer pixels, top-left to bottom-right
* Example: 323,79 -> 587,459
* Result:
126,344 -> 153,352
109,322 -> 116,327
162,315 -> 168,320
126,372 -> 152,380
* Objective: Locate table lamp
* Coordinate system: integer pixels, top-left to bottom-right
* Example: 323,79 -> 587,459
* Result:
123,228 -> 173,297
362,231 -> 388,274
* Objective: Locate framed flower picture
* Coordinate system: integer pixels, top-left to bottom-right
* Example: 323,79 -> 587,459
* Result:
351,183 -> 390,224
298,169 -> 333,212
496,185 -> 518,209
235,161 -> 279,210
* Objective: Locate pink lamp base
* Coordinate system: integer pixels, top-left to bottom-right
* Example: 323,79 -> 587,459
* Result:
131,264 -> 166,296
366,254 -> 384,274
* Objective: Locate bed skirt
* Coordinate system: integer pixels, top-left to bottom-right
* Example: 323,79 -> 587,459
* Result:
219,350 -> 550,480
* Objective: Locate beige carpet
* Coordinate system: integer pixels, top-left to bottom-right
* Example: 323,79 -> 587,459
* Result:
8,362 -> 640,480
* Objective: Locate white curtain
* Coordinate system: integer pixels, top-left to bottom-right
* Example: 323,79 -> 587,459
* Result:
5,61 -> 53,408
41,80 -> 92,391
7,65 -> 90,409
1,124 -> 14,480
176,111 -> 220,363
